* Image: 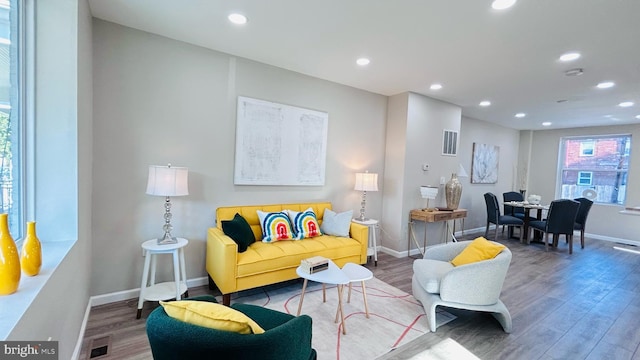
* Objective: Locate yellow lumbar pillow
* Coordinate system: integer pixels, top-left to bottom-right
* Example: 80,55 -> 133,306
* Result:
160,300 -> 265,334
450,237 -> 506,267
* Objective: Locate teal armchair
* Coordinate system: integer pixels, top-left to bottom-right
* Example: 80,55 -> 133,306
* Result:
146,296 -> 316,360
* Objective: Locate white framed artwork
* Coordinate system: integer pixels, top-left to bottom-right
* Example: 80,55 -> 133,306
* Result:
471,143 -> 499,184
234,96 -> 328,186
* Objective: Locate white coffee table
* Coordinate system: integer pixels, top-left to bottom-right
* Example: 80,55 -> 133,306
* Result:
342,262 -> 374,318
296,259 -> 350,334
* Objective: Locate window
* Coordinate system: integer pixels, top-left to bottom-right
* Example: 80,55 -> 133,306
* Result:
558,135 -> 631,205
0,0 -> 23,238
580,141 -> 595,156
577,171 -> 592,186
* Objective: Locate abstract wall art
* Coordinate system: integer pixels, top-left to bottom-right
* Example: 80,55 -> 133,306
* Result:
471,143 -> 500,184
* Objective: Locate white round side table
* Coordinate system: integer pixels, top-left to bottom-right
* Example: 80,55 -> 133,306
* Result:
352,218 -> 379,266
136,238 -> 189,319
341,262 -> 373,318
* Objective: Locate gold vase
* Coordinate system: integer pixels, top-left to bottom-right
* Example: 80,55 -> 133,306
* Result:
445,173 -> 462,210
20,221 -> 42,276
0,213 -> 20,295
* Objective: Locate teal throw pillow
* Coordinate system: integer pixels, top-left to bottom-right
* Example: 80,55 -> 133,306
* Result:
287,207 -> 322,239
320,209 -> 353,237
221,213 -> 255,253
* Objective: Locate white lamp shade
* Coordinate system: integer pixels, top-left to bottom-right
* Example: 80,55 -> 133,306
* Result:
458,164 -> 469,178
146,165 -> 189,196
354,172 -> 378,192
420,186 -> 438,199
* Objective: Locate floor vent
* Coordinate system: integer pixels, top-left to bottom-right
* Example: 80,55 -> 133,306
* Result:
88,335 -> 112,359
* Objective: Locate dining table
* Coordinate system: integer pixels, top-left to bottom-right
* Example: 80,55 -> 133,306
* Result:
504,201 -> 549,243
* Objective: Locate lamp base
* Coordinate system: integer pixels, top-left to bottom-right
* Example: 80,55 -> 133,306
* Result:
157,233 -> 178,245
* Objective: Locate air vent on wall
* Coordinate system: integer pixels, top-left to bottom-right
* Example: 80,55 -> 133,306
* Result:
442,130 -> 458,156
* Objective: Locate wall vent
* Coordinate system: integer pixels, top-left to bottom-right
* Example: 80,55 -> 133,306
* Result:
442,130 -> 458,156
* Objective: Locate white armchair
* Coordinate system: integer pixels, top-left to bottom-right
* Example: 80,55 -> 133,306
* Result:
412,240 -> 512,332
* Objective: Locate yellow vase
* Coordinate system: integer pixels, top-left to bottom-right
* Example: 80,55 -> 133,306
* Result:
0,213 -> 20,295
20,221 -> 42,276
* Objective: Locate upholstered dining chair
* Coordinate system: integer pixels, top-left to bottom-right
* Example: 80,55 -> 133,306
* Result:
484,192 -> 524,241
528,199 -> 580,254
502,191 -> 536,237
503,191 -> 525,218
573,197 -> 594,249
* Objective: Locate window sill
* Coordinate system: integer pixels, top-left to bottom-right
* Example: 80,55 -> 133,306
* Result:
0,240 -> 75,339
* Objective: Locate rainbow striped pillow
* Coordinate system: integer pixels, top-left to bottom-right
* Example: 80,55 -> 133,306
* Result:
287,208 -> 322,240
257,210 -> 294,243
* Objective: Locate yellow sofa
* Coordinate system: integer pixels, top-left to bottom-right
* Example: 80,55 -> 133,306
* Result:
207,202 -> 369,305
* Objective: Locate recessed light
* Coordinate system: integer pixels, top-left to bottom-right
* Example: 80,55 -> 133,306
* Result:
636,115 -> 640,119
430,83 -> 443,90
542,122 -> 552,126
515,113 -> 526,118
619,101 -> 634,107
479,100 -> 491,107
228,13 -> 247,25
559,52 -> 581,62
356,58 -> 370,66
596,81 -> 615,89
491,0 -> 517,10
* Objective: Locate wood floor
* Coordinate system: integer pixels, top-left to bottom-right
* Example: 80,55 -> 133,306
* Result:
80,232 -> 640,360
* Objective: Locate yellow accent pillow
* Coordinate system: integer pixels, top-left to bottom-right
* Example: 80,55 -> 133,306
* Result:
160,300 -> 265,334
450,237 -> 506,267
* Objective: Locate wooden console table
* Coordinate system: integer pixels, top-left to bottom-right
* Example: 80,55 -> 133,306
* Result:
408,208 -> 467,257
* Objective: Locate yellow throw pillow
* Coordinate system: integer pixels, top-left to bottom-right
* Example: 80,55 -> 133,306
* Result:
160,300 -> 265,334
450,237 -> 506,267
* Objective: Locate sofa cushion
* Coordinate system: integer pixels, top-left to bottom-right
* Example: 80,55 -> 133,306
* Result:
160,300 -> 265,334
236,235 -> 361,277
413,258 -> 454,294
222,213 -> 255,253
320,209 -> 353,237
450,236 -> 505,267
257,210 -> 295,243
288,208 -> 322,240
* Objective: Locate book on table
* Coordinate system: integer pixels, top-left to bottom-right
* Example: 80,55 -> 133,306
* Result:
300,256 -> 329,274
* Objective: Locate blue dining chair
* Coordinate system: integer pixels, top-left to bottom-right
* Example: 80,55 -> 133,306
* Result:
573,197 -> 594,249
502,191 -> 537,237
528,199 -> 580,253
484,192 -> 524,241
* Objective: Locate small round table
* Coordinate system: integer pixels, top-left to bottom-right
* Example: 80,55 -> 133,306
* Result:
296,259 -> 350,334
341,263 -> 373,318
136,238 -> 189,319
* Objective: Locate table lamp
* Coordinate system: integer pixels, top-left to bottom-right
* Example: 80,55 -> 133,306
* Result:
420,186 -> 438,211
354,172 -> 378,221
146,164 -> 189,245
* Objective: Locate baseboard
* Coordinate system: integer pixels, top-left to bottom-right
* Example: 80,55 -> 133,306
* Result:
71,299 -> 93,360
584,233 -> 640,247
89,276 -> 209,307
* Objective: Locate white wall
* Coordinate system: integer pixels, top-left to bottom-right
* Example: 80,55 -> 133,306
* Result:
381,92 -> 463,254
527,124 -> 640,242
458,116 -> 521,230
91,20 -> 388,295
9,1 -> 93,359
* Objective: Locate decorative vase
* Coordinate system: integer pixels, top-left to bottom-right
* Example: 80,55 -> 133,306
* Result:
0,213 -> 20,295
20,221 -> 42,276
445,173 -> 462,210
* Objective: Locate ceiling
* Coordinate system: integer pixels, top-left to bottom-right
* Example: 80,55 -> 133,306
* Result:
88,0 -> 640,130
